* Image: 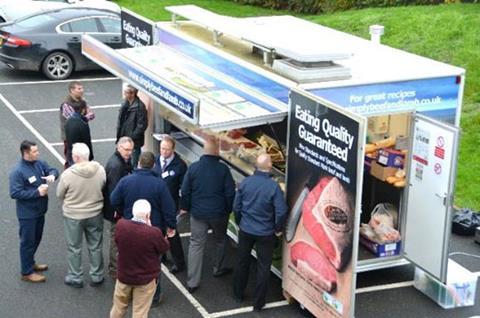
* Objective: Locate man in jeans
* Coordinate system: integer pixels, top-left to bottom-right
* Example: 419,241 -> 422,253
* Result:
233,154 -> 287,311
57,143 -> 106,288
110,199 -> 170,318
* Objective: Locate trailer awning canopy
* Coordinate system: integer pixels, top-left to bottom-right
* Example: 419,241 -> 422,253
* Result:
82,35 -> 287,131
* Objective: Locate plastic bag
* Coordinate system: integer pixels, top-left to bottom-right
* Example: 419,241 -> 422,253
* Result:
451,208 -> 480,236
369,203 -> 398,229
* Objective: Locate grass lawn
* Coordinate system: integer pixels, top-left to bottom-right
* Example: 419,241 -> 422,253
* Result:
114,1 -> 480,210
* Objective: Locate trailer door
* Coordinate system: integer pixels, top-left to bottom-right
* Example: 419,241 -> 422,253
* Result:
403,114 -> 459,282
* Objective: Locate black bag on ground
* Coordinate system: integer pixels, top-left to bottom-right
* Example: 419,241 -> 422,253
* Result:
451,208 -> 480,236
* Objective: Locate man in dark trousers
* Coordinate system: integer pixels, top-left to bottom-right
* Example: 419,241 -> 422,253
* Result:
153,135 -> 187,274
60,81 -> 95,169
65,106 -> 93,167
233,154 -> 287,311
116,84 -> 148,168
9,140 -> 59,283
110,151 -> 176,306
103,136 -> 134,278
110,199 -> 170,318
180,138 -> 235,293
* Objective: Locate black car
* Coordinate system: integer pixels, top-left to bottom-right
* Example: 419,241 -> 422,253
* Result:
0,7 -> 121,80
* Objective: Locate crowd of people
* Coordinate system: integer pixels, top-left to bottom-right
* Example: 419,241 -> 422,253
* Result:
8,81 -> 288,317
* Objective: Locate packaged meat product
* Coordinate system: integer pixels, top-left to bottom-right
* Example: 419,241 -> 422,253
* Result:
369,203 -> 398,229
360,223 -> 377,241
371,223 -> 401,243
302,177 -> 354,271
290,241 -> 337,292
227,128 -> 247,139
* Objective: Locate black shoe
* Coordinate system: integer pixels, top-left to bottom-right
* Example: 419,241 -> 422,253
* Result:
253,305 -> 264,312
187,286 -> 198,294
64,279 -> 84,288
151,294 -> 163,308
169,265 -> 185,274
89,278 -> 104,287
213,267 -> 233,277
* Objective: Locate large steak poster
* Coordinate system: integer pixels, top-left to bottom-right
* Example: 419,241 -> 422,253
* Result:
282,90 -> 365,318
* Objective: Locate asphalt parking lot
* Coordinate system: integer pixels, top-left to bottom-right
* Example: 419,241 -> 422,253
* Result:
1,64 -> 479,318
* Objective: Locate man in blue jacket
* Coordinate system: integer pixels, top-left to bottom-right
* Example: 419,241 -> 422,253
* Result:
153,135 -> 187,274
180,138 -> 235,293
233,153 -> 287,311
110,151 -> 176,306
9,140 -> 59,283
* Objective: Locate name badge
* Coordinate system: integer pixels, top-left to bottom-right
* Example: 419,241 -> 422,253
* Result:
28,176 -> 37,184
161,171 -> 169,179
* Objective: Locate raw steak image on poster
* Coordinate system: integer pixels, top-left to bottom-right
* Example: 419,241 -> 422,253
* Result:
302,176 -> 354,271
290,241 -> 337,292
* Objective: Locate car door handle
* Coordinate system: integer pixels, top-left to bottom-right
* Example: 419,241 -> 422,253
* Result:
68,37 -> 80,43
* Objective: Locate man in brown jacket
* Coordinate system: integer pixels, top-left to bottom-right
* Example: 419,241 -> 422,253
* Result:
110,199 -> 170,318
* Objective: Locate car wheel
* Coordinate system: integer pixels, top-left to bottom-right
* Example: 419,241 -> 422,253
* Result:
42,52 -> 73,80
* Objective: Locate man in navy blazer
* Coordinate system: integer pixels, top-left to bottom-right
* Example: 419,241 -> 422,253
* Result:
153,135 -> 187,275
110,151 -> 176,306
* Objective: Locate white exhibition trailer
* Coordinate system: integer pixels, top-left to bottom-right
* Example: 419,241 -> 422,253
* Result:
82,5 -> 470,316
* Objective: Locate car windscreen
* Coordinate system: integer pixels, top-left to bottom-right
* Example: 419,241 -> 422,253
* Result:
15,14 -> 57,29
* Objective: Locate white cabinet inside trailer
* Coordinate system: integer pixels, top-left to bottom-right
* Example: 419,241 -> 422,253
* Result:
357,111 -> 459,282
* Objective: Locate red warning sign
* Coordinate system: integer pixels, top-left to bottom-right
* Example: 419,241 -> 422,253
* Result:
434,146 -> 445,159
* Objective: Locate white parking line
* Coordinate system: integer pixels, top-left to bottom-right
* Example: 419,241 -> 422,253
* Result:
50,138 -> 116,147
0,77 -> 118,86
0,93 -> 65,165
355,281 -> 414,294
18,104 -> 119,114
161,264 -> 211,318
179,230 -> 212,238
209,300 -> 290,318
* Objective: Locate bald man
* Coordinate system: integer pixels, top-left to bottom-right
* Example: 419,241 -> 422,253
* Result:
232,154 -> 287,311
180,138 -> 235,293
110,199 -> 169,318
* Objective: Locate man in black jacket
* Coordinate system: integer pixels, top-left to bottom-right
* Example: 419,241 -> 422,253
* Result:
153,135 -> 187,274
65,106 -> 93,166
116,85 -> 148,168
180,138 -> 235,293
103,136 -> 134,278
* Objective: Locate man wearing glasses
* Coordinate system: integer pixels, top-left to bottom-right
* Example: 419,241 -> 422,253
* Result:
103,137 -> 134,278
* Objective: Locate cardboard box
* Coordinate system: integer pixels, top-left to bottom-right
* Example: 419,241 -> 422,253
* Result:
359,234 -> 401,257
370,160 -> 397,181
414,260 -> 477,309
377,148 -> 405,168
364,154 -> 376,173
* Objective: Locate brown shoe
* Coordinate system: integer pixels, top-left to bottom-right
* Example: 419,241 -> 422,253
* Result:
21,273 -> 46,283
34,263 -> 48,272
